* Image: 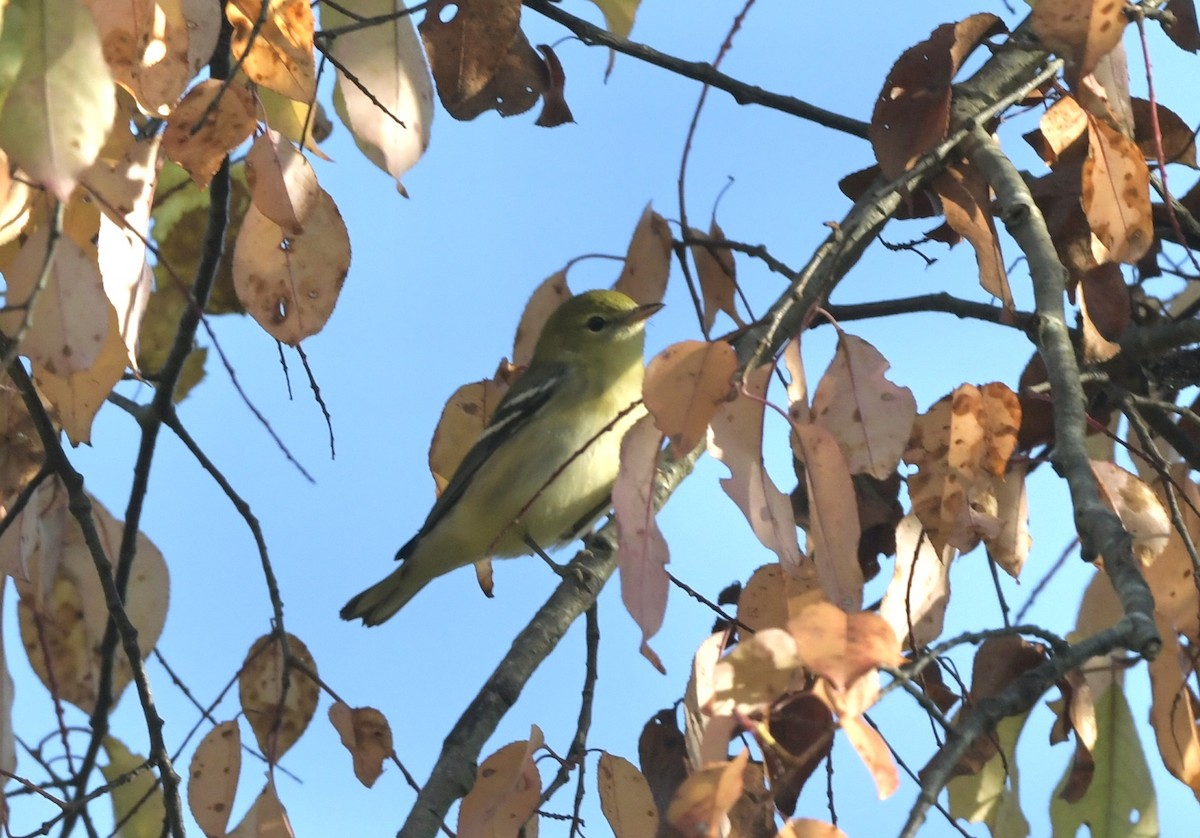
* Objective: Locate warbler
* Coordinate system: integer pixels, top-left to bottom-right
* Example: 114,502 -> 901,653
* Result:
341,289 -> 662,625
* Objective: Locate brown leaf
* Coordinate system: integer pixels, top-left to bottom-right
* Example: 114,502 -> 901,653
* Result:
665,749 -> 749,838
459,728 -> 543,838
1146,471 -> 1200,640
329,703 -> 393,788
879,514 -> 952,649
534,44 -> 573,127
1083,114 -> 1153,264
187,721 -> 241,838
86,0 -> 191,115
727,760 -> 775,838
788,602 -> 904,692
1078,263 -> 1129,362
778,820 -> 849,838
870,14 -> 1005,178
512,270 -> 572,367
232,186 -> 351,345
245,130 -> 320,236
1031,0 -> 1128,80
983,460 -> 1032,578
0,385 -> 43,506
597,752 -> 659,838
811,333 -> 917,480
1091,460 -> 1170,565
838,166 -> 939,219
1026,95 -> 1089,166
163,81 -> 257,190
638,709 -> 689,823
420,0 -> 522,110
760,693 -> 834,816
614,204 -> 672,306
226,782 -> 294,838
852,472 -> 904,580
613,415 -> 670,672
1148,621 -> 1200,794
690,222 -> 744,332
792,423 -> 862,612
708,364 -> 803,574
1131,97 -> 1197,167
227,0 -> 317,101
1164,0 -> 1200,52
237,633 -> 319,762
644,340 -> 737,455
711,629 -> 801,716
933,161 -> 1012,310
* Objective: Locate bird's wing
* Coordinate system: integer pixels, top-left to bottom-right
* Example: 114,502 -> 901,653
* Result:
397,361 -> 568,560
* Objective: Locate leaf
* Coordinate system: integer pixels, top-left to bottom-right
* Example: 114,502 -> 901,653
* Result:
597,752 -> 658,838
163,80 -> 257,189
0,209 -> 111,377
840,713 -> 899,799
85,0 -> 191,115
586,0 -> 638,38
1031,0 -> 1127,80
237,632 -> 319,762
1078,263 -> 1128,362
869,14 -> 1005,178
879,514 -> 952,648
232,185 -> 351,345
778,821 -> 850,838
737,565 -> 788,633
102,737 -> 166,838
0,382 -> 42,512
760,693 -> 834,816
1163,0 -> 1200,52
1131,97 -> 1198,167
1148,621 -> 1200,794
427,378 -> 509,494
946,712 -> 1032,834
613,203 -> 671,306
419,0 -> 546,120
322,0 -> 434,191
511,270 -> 571,367
1083,114 -> 1153,265
984,460 -> 1032,578
183,0 -> 223,75
458,727 -> 543,838
638,709 -> 689,821
643,340 -> 736,455
534,43 -> 573,128
665,748 -> 749,838
0,478 -> 65,583
1049,684 -> 1158,836
0,0 -> 115,200
689,221 -> 744,332
226,782 -> 294,838
245,129 -> 319,236
811,333 -> 916,480
258,87 -> 332,158
0,584 -> 14,791
707,363 -> 803,574
328,702 -> 393,788
933,161 -> 1012,311
788,602 -> 904,692
1090,461 -> 1170,565
1028,94 -> 1089,167
684,633 -> 735,768
711,628 -> 800,714
227,0 -> 317,101
792,422 -> 862,611
1146,472 -> 1200,639
613,414 -> 669,672
187,721 -> 241,838
14,493 -> 168,712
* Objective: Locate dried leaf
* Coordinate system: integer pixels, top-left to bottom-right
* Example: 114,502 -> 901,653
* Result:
983,460 -> 1032,578
879,514 -> 952,649
643,340 -> 737,455
419,0 -> 521,110
788,602 -> 904,692
840,713 -> 899,799
711,628 -> 800,715
597,753 -> 658,838
245,129 -> 319,235
778,820 -> 849,838
1083,114 -> 1153,265
792,423 -> 862,611
458,728 -> 544,838
328,702 -> 394,788
1163,0 -> 1200,52
761,694 -> 834,816
512,270 -> 571,367
323,0 -> 434,191
1031,0 -> 1128,79
187,721 -> 242,838
1029,95 -> 1089,166
227,0 -> 317,101
933,161 -> 1011,310
102,737 -> 166,838
613,415 -> 669,672
1131,97 -> 1198,167
232,186 -> 351,345
534,43 -> 573,127
614,203 -> 671,306
163,81 -> 257,190
226,782 -> 295,838
86,0 -> 191,115
665,749 -> 749,838
638,709 -> 689,821
811,332 -> 916,480
428,379 -> 509,494
1091,461 -> 1170,565
1078,263 -> 1129,362
689,221 -> 744,332
238,632 -> 319,762
1148,622 -> 1200,794
0,0 -> 116,199
708,364 -> 803,574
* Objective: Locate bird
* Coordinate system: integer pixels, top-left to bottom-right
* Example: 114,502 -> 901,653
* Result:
341,289 -> 662,625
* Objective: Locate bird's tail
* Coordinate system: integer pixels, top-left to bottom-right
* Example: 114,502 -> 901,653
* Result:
340,562 -> 431,626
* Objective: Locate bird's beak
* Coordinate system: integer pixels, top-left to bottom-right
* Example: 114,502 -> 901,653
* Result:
623,301 -> 664,326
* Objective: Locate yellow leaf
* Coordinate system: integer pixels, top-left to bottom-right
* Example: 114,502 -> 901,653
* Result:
597,752 -> 658,838
101,737 -> 166,838
947,712 -> 1032,834
458,727 -> 544,838
227,0 -> 316,101
163,80 -> 257,189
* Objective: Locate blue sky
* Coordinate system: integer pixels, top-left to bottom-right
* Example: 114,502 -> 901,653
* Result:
6,1 -> 1199,836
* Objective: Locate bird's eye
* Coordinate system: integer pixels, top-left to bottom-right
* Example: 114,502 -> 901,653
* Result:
586,315 -> 607,332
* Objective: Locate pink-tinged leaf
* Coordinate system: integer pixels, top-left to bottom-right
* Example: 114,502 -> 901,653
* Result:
689,221 -> 745,333
793,423 -> 863,611
783,337 -> 810,425
613,203 -> 671,306
458,728 -> 544,838
91,135 -> 161,370
707,364 -> 803,574
840,714 -> 899,799
226,782 -> 295,838
788,603 -> 904,692
512,271 -> 572,368
323,0 -> 434,193
188,721 -> 242,838
613,414 -> 669,673
0,0 -> 116,200
0,224 -> 111,376
811,333 -> 916,480
685,633 -> 735,768
85,0 -> 191,115
643,340 -> 737,455
232,186 -> 351,345
245,130 -> 320,236
879,514 -> 952,648
984,460 -> 1032,578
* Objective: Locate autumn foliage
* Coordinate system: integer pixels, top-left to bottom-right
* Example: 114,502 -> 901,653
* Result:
0,0 -> 1198,837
